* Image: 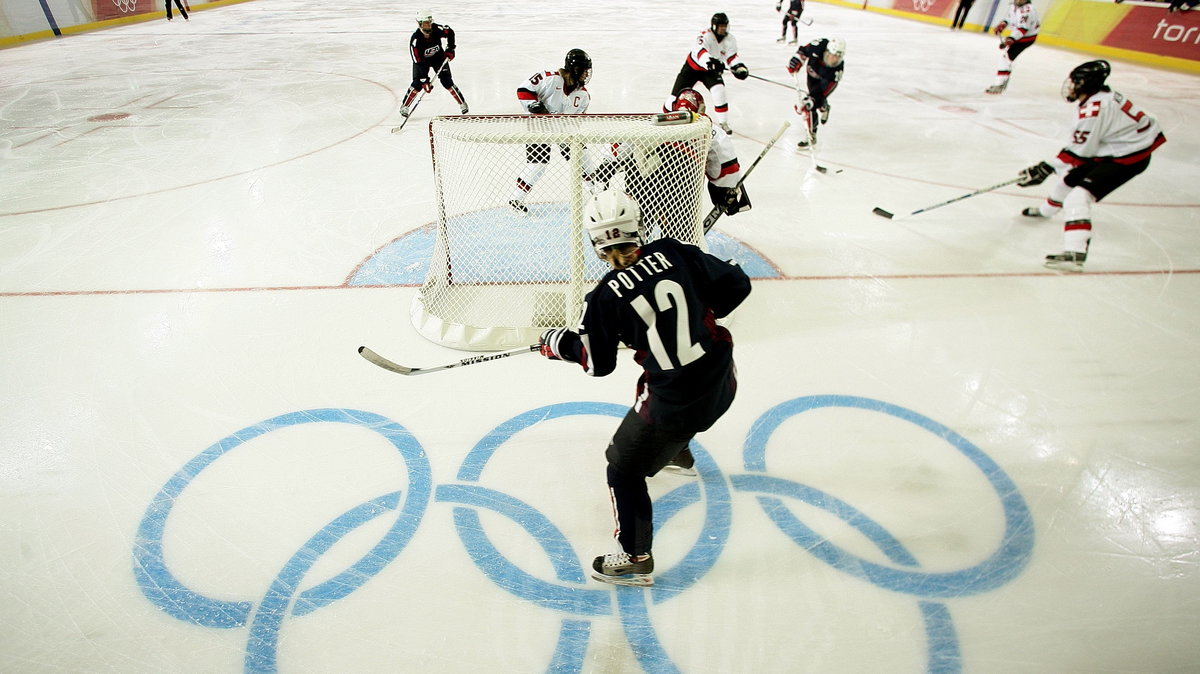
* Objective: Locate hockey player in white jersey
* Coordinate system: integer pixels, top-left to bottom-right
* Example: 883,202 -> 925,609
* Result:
671,89 -> 750,221
986,0 -> 1039,94
508,49 -> 593,214
1016,60 -> 1166,272
670,13 -> 750,134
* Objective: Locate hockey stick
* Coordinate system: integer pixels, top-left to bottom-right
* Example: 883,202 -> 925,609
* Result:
358,344 -> 538,376
871,177 -> 1022,220
391,60 -> 450,134
748,73 -> 796,90
702,121 -> 790,234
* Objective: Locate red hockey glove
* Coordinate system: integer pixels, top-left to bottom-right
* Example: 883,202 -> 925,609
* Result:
786,55 -> 802,74
992,21 -> 1007,35
538,328 -> 566,360
421,79 -> 433,93
445,50 -> 455,61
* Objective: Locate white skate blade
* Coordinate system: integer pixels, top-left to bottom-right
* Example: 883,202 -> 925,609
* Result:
591,572 -> 654,587
660,465 -> 697,477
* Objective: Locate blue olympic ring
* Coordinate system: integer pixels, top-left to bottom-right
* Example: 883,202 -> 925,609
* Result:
132,397 -> 1034,673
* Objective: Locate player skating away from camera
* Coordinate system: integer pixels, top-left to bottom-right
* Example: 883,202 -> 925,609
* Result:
537,189 -> 752,586
787,37 -> 844,148
508,49 -> 593,214
1016,60 -> 1166,272
985,0 -> 1039,94
776,0 -> 804,44
671,13 -> 750,134
401,9 -> 467,116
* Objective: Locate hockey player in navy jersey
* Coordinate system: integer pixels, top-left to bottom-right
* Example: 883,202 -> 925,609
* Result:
537,189 -> 752,586
776,0 -> 805,44
787,37 -> 845,148
1016,60 -> 1166,272
400,9 -> 468,117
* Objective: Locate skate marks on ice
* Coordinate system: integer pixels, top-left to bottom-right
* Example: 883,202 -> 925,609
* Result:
133,397 -> 1032,671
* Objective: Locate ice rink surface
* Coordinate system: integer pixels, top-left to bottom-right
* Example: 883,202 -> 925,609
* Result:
2,0 -> 1199,671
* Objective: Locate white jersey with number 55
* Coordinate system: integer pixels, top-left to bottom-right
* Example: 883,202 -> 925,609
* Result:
517,70 -> 591,114
1057,89 -> 1165,169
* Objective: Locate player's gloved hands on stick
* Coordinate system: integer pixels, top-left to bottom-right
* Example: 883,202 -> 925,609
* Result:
800,95 -> 815,111
445,50 -> 455,60
786,56 -> 802,74
539,328 -> 566,360
527,101 -> 547,114
707,58 -> 725,73
731,64 -> 749,80
421,79 -> 433,93
1017,161 -> 1054,187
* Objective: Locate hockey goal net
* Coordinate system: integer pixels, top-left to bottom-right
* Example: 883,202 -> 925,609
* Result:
413,113 -> 712,351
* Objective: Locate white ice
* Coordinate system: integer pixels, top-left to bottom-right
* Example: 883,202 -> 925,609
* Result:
1,0 -> 1199,672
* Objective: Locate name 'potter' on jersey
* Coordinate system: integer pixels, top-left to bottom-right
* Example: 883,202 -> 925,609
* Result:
570,238 -> 751,431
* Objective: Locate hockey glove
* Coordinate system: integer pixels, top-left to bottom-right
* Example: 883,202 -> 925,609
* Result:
992,21 -> 1007,36
799,95 -> 815,111
445,49 -> 455,60
538,328 -> 567,360
707,58 -> 725,73
421,79 -> 434,93
1017,161 -> 1054,187
786,55 -> 803,74
527,101 -> 548,114
731,64 -> 749,80
1002,37 -> 1015,48
776,2 -> 782,10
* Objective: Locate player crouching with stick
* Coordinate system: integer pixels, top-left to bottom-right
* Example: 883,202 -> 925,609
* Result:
537,189 -> 751,586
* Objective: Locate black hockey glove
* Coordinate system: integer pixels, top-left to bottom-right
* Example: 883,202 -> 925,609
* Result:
707,58 -> 725,73
538,328 -> 567,360
1018,161 -> 1054,187
527,101 -> 548,115
731,64 -> 749,80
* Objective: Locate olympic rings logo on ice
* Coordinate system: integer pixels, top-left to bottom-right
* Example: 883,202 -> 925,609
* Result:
132,396 -> 1034,673
112,0 -> 138,14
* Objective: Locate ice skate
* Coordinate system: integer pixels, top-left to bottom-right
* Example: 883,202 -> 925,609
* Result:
1043,251 -> 1086,272
661,448 -> 696,477
777,36 -> 787,43
459,102 -> 470,114
719,122 -> 732,135
399,106 -> 411,118
789,38 -> 798,44
508,199 -> 529,215
591,552 -> 654,586
985,82 -> 1008,95
1021,207 -> 1045,217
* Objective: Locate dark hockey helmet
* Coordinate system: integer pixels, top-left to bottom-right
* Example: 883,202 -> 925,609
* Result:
1062,60 -> 1110,102
585,190 -> 642,258
564,48 -> 593,85
673,88 -> 706,114
711,12 -> 730,34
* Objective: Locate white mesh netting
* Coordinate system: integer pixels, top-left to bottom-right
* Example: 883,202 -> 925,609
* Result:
413,113 -> 712,351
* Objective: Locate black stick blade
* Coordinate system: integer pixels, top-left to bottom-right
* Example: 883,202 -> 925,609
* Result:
872,207 -> 894,219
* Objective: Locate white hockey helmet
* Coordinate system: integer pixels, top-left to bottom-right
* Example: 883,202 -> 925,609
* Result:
823,38 -> 846,66
585,190 -> 642,257
415,9 -> 433,24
